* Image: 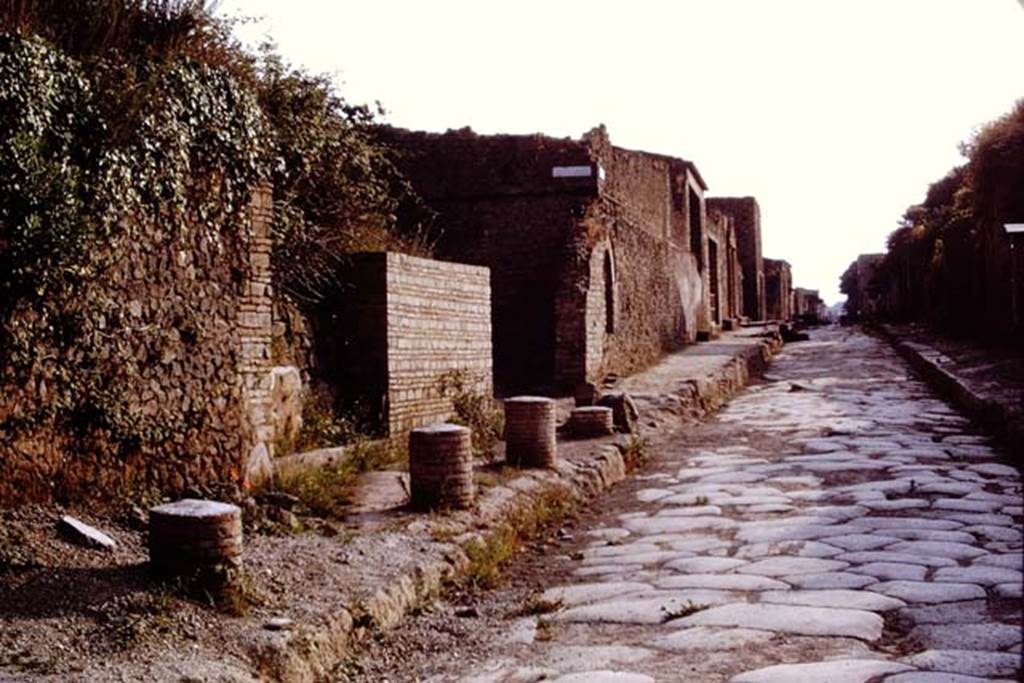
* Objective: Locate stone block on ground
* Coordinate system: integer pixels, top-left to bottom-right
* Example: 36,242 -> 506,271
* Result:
598,393 -> 640,434
56,515 -> 116,550
270,366 -> 303,449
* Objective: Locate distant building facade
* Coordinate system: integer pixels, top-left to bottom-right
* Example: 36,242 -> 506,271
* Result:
764,258 -> 793,322
707,197 -> 764,321
384,125 -> 712,395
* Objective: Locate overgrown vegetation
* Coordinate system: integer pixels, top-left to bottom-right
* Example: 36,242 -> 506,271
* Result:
0,1 -> 436,482
462,485 -> 577,589
272,438 -> 406,518
841,98 -> 1024,339
619,434 -> 650,471
437,369 -> 504,461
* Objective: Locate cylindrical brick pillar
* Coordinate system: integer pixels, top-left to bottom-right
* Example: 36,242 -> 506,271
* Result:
149,499 -> 242,583
504,396 -> 557,468
568,406 -> 615,438
409,423 -> 475,510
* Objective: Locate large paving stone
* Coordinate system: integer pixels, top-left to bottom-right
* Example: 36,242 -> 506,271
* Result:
549,591 -> 736,624
622,516 -> 736,535
736,524 -> 845,543
735,557 -> 848,577
899,600 -> 990,625
932,498 -> 1002,513
974,553 -> 1023,569
994,582 -> 1022,598
655,574 -> 789,591
735,541 -> 844,559
664,557 -> 748,573
759,589 -> 905,611
539,582 -> 653,607
937,512 -> 1015,527
885,529 -> 978,544
655,505 -> 723,517
676,603 -> 884,640
635,488 -> 675,502
903,649 -> 1022,678
932,565 -> 1022,586
885,541 -> 987,561
552,672 -> 655,683
652,626 -> 775,651
962,525 -> 1023,543
968,463 -> 1019,478
820,533 -> 902,551
849,562 -> 928,582
886,672 -> 1016,682
911,623 -> 1023,651
542,645 -> 653,671
730,658 -> 912,683
859,518 -> 964,531
835,551 -> 956,568
782,572 -> 877,589
581,551 -> 680,567
868,581 -> 986,604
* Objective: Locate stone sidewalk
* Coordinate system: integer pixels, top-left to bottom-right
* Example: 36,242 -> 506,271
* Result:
406,327 -> 1023,682
0,327 -> 782,682
876,323 -> 1024,456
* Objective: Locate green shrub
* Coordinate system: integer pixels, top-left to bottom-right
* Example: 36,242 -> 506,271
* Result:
437,369 -> 504,461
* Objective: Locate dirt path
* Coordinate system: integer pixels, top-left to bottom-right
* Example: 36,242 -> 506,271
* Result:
346,327 -> 1023,682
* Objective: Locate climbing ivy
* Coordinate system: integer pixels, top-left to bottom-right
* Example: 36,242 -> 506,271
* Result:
0,31 -> 267,455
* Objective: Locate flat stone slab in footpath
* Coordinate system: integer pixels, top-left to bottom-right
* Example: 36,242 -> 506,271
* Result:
674,603 -> 884,641
730,658 -> 914,683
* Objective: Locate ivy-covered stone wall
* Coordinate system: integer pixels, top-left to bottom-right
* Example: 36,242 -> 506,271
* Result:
0,34 -> 276,505
0,185 -> 276,505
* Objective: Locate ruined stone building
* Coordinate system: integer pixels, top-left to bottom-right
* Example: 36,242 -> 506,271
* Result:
841,253 -> 886,320
383,126 -> 714,395
764,258 -> 793,322
793,287 -> 827,323
706,207 -> 744,329
706,197 -> 765,321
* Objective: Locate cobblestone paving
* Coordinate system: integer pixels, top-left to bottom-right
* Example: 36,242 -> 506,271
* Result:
446,329 -> 1023,682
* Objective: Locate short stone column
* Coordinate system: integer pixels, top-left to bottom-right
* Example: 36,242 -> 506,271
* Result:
504,396 -> 557,468
409,424 -> 475,510
149,499 -> 243,584
568,406 -> 615,438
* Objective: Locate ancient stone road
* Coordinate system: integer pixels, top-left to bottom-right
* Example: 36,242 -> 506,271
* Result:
420,328 -> 1024,682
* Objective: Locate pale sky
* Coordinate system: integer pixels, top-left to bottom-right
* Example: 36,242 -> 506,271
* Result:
221,0 -> 1024,304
